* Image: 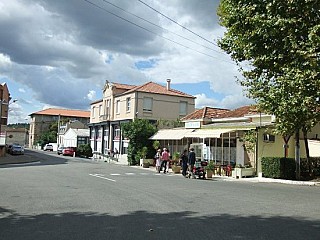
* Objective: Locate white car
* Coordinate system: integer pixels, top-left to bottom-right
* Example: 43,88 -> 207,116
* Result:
44,144 -> 53,151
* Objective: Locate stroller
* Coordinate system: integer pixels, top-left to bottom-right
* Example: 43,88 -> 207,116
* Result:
189,160 -> 208,179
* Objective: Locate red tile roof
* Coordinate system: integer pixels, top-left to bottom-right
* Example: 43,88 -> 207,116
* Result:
219,105 -> 258,118
123,82 -> 195,98
112,82 -> 136,90
30,108 -> 90,118
181,107 -> 230,121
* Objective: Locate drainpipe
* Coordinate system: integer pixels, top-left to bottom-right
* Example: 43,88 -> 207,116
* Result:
135,92 -> 138,120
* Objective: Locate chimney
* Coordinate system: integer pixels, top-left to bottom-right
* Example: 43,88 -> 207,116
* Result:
166,79 -> 171,90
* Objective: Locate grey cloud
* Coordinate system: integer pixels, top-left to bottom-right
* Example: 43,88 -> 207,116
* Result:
167,0 -> 220,30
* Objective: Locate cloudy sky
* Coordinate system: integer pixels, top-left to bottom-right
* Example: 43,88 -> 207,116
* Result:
0,0 -> 253,124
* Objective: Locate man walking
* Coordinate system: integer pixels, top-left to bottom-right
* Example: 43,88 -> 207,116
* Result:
161,148 -> 169,173
188,148 -> 196,179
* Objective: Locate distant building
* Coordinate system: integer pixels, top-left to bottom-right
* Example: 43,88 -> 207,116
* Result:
57,120 -> 88,147
29,108 -> 90,148
0,83 -> 12,156
4,127 -> 28,147
62,128 -> 90,148
89,79 -> 196,163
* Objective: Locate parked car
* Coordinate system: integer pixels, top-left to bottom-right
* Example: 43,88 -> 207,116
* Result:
57,146 -> 65,155
44,144 -> 53,151
10,145 -> 24,155
6,144 -> 13,154
62,147 -> 76,156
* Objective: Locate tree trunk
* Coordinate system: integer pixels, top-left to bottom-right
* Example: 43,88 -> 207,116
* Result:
302,127 -> 311,178
295,129 -> 300,180
283,135 -> 291,158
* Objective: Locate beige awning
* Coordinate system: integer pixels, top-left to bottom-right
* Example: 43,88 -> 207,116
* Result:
184,129 -> 234,138
150,127 -> 256,140
185,128 -> 256,138
149,129 -> 193,140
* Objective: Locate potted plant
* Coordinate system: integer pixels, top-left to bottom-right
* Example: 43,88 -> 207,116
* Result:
205,161 -> 215,178
139,147 -> 149,168
171,151 -> 181,173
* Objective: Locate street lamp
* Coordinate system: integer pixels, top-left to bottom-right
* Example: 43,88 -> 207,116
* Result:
24,117 -> 29,148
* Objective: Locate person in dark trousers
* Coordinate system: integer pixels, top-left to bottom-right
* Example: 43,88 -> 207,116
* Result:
188,147 -> 196,179
160,148 -> 169,173
180,149 -> 188,177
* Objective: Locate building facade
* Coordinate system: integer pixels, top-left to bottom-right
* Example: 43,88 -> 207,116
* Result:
89,80 -> 195,160
4,127 -> 29,147
151,105 -> 320,176
29,108 -> 90,148
0,83 -> 12,156
62,128 -> 89,148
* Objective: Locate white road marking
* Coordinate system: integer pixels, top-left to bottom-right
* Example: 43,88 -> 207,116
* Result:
89,174 -> 116,182
125,173 -> 135,175
110,173 -> 121,176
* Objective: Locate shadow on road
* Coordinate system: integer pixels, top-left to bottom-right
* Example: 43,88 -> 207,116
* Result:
0,149 -> 69,168
0,207 -> 319,240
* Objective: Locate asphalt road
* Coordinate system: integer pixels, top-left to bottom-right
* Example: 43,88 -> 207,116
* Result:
0,150 -> 319,240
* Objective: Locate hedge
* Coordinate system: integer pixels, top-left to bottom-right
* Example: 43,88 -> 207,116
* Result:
261,157 -> 320,180
261,157 -> 296,180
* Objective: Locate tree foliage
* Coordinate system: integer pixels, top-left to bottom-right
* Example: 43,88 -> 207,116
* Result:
77,144 -> 93,158
37,122 -> 58,147
121,119 -> 157,165
218,0 -> 320,136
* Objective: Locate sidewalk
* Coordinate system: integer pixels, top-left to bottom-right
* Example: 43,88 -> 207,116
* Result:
134,165 -> 320,186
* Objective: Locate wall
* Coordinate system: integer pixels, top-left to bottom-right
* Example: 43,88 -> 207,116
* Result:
135,92 -> 195,121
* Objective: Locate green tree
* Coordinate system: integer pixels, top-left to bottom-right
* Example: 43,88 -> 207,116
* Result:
37,122 -> 58,147
121,119 -> 157,165
218,0 -> 320,179
77,144 -> 93,158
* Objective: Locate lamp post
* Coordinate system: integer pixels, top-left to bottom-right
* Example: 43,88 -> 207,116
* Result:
24,117 -> 29,148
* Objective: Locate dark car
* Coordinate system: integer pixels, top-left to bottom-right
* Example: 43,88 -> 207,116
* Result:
10,145 -> 24,155
57,146 -> 65,155
62,147 -> 76,156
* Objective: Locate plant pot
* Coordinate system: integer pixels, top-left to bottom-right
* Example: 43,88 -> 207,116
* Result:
206,170 -> 213,178
172,165 -> 181,173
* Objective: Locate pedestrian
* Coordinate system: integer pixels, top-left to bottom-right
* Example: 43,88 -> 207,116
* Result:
180,149 -> 188,177
166,149 -> 171,173
188,147 -> 196,179
114,148 -> 119,158
160,148 -> 169,173
155,149 -> 162,173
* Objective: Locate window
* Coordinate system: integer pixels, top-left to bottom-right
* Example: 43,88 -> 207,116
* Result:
179,101 -> 187,115
114,125 -> 120,140
77,137 -> 88,145
90,128 -> 95,140
126,97 -> 131,112
143,97 -> 153,112
116,100 -> 120,114
105,99 -> 110,118
104,128 -> 109,154
91,106 -> 95,118
97,127 -> 102,140
99,104 -> 102,116
263,134 -> 275,142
